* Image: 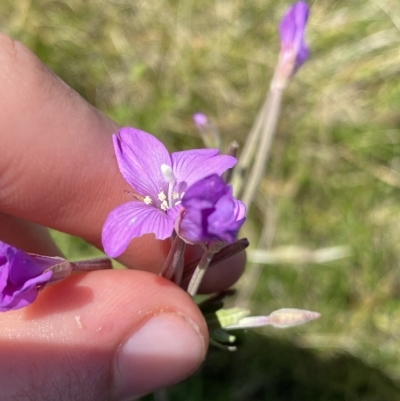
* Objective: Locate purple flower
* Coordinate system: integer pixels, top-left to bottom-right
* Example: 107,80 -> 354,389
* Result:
193,112 -> 221,149
193,113 -> 208,129
0,241 -> 55,312
102,128 -> 237,257
279,1 -> 310,72
175,175 -> 246,244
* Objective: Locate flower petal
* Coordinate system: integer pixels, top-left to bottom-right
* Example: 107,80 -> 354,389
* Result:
0,242 -> 55,312
193,113 -> 208,128
279,1 -> 309,69
102,202 -> 174,257
178,175 -> 245,244
178,207 -> 211,244
8,248 -> 58,286
292,2 -> 309,64
171,149 -> 236,191
208,194 -> 246,243
182,173 -> 230,206
233,198 -> 247,221
114,127 -> 172,198
0,241 -> 9,256
279,1 -> 308,44
0,270 -> 52,312
0,256 -> 10,293
279,5 -> 297,44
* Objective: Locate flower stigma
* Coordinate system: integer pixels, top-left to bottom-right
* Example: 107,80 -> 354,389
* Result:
161,164 -> 175,183
161,164 -> 177,208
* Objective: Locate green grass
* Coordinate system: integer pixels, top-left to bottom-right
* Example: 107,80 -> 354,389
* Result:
2,0 -> 400,399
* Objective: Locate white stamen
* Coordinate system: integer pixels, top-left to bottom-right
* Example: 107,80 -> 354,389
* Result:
160,200 -> 169,211
161,164 -> 175,184
143,196 -> 152,205
158,191 -> 167,201
172,192 -> 180,200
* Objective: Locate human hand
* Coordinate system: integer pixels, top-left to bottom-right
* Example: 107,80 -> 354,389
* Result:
0,33 -> 245,400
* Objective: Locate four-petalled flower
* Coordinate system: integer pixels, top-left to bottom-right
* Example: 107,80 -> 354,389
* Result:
102,127 -> 237,257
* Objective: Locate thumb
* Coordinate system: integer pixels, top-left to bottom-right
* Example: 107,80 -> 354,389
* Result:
0,270 -> 207,401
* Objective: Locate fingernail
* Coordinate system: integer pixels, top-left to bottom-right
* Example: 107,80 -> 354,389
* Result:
113,313 -> 206,400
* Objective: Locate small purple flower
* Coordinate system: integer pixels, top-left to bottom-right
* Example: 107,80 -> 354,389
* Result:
193,113 -> 208,129
193,112 -> 221,149
0,241 -> 55,312
102,128 -> 237,257
175,175 -> 246,244
279,1 -> 310,72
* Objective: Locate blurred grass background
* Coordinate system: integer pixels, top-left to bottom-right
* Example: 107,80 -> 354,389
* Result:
2,0 -> 400,399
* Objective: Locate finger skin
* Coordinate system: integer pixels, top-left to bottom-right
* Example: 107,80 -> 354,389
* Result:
0,270 -> 208,400
0,33 -> 245,290
0,33 -> 123,244
0,212 -> 62,256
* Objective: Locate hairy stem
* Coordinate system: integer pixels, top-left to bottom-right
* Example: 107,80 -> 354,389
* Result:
70,257 -> 113,271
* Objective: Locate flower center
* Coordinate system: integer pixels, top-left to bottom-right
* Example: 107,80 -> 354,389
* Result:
142,165 -> 185,211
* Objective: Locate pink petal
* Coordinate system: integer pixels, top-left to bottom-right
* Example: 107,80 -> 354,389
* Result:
114,128 -> 172,199
193,112 -> 208,128
102,202 -> 174,257
3,270 -> 53,311
171,149 -> 236,190
233,198 -> 247,221
279,1 -> 309,69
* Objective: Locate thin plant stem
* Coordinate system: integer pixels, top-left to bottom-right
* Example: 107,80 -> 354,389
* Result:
235,198 -> 277,307
196,119 -> 221,150
182,238 -> 249,282
173,252 -> 184,286
209,338 -> 237,352
159,234 -> 186,280
48,257 -> 113,283
70,257 -> 113,271
241,84 -> 283,208
187,251 -> 215,297
231,93 -> 269,197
